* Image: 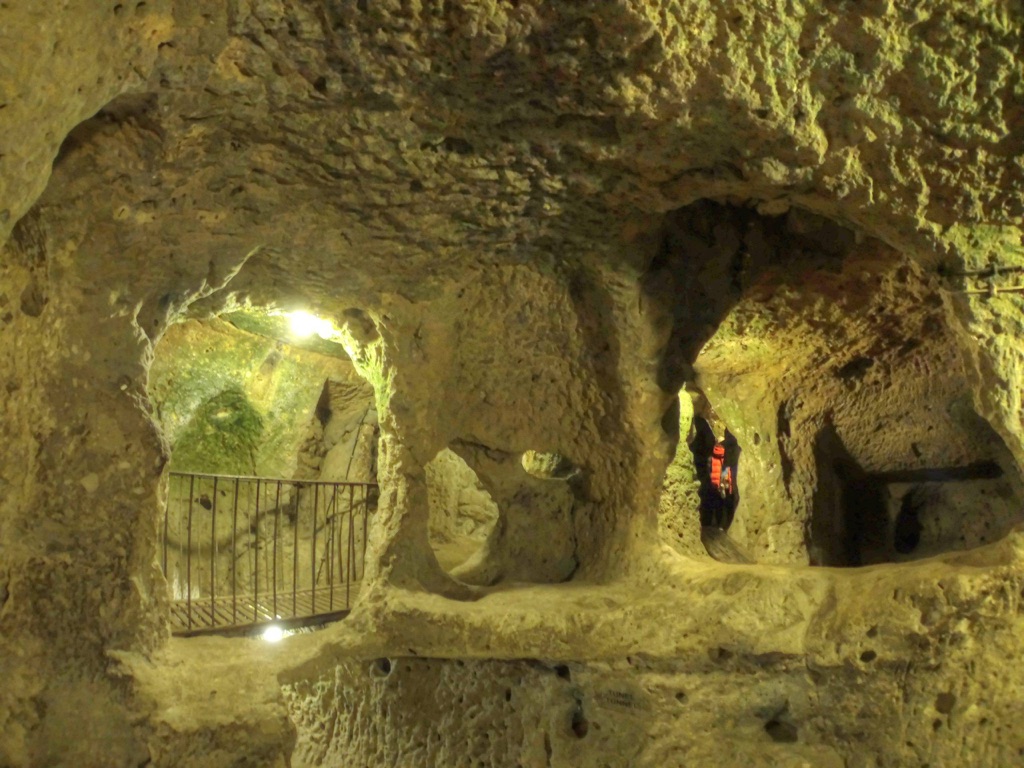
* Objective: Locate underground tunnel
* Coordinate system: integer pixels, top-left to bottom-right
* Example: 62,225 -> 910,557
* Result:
2,4 -> 1024,767
653,201 -> 1024,569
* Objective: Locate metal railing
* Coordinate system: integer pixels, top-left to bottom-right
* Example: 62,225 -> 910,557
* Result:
161,472 -> 377,636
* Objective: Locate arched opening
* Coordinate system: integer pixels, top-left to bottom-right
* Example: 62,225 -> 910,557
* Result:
149,309 -> 379,634
653,200 -> 1024,566
426,448 -> 500,575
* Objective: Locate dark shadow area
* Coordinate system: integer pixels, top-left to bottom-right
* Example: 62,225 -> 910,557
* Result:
811,423 -> 890,566
812,423 -> 1011,566
870,462 -> 1002,484
893,486 -> 926,555
53,92 -> 161,170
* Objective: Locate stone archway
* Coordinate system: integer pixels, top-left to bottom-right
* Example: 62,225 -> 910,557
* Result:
650,200 -> 1024,566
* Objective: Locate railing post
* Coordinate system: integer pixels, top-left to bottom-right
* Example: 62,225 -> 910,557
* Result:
347,484 -> 355,607
210,477 -> 218,624
311,483 -> 318,614
273,480 -> 282,621
294,483 -> 301,618
328,485 -> 336,611
232,478 -> 239,627
361,484 -> 368,580
342,487 -> 350,606
253,479 -> 261,623
186,475 -> 195,631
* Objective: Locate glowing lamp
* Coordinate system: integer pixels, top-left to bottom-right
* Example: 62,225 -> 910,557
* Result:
261,625 -> 285,643
288,311 -> 334,340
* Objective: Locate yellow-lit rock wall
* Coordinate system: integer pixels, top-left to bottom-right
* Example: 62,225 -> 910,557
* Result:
0,1 -> 1022,766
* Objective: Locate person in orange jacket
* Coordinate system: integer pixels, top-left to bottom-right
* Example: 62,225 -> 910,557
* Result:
706,429 -> 740,529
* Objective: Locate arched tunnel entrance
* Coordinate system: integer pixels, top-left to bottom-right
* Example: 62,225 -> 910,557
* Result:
653,200 -> 1024,566
148,309 -> 382,635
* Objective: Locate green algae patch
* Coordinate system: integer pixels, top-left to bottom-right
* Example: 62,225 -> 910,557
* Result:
170,389 -> 264,475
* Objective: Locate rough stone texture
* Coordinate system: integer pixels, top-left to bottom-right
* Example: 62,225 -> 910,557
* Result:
306,378 -> 378,483
426,448 -> 500,572
658,392 -> 708,561
1,1 -> 1024,766
120,531 -> 1024,768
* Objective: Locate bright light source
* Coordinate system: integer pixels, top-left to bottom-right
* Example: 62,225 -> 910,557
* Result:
288,311 -> 335,340
261,625 -> 285,643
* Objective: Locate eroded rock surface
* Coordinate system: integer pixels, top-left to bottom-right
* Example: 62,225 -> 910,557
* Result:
1,1 -> 1023,766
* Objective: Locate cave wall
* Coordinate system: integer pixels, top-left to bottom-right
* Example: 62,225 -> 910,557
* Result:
297,377 -> 379,483
658,393 -> 707,560
123,540 -> 1024,768
0,1 -> 1022,766
282,637 -> 1024,768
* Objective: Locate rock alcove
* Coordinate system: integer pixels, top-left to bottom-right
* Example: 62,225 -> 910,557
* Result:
2,3 -> 1024,767
654,201 -> 1024,567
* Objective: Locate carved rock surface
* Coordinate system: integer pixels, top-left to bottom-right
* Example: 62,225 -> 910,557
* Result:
0,1 -> 1022,766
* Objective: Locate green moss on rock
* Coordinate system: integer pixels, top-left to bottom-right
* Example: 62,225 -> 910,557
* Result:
170,389 -> 264,475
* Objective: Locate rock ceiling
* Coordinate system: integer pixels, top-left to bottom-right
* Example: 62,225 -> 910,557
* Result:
1,2 -> 1023,766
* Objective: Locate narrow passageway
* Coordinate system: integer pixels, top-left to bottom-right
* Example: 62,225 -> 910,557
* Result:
649,202 -> 1024,569
689,412 -> 747,563
694,424 -> 740,531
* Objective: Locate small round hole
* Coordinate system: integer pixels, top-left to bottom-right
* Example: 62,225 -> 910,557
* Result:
370,657 -> 392,678
764,719 -> 798,743
571,708 -> 589,739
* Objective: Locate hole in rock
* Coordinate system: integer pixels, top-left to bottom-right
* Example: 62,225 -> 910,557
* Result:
651,200 -> 1024,567
426,448 -> 499,575
570,707 -> 589,739
19,277 -> 47,317
440,136 -> 473,155
149,309 -> 380,636
370,657 -> 392,678
935,691 -> 956,715
521,450 -> 580,480
764,719 -> 799,743
893,487 -> 925,554
426,440 -> 578,587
